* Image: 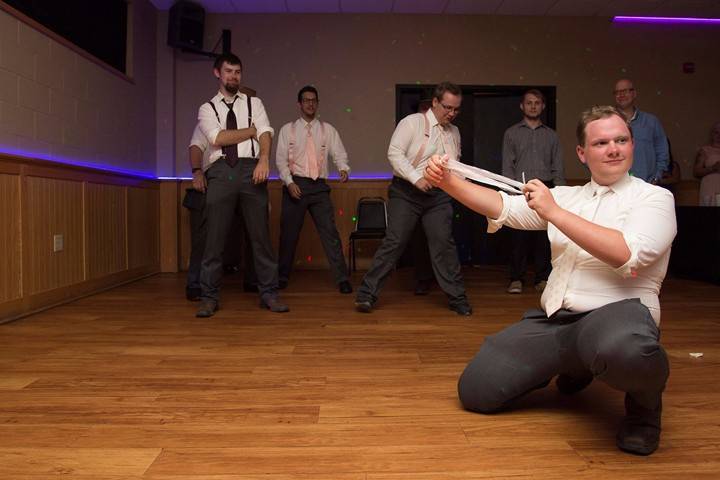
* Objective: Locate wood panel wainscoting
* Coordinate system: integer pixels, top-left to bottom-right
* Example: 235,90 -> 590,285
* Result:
0,154 -> 160,323
160,179 -> 392,274
161,177 -> 701,276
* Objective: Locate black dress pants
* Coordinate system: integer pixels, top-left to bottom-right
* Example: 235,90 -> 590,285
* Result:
278,176 -> 349,285
357,177 -> 467,306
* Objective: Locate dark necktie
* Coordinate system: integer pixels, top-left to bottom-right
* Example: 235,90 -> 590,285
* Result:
222,98 -> 239,167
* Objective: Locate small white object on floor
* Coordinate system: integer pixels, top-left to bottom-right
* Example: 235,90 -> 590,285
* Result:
689,352 -> 704,358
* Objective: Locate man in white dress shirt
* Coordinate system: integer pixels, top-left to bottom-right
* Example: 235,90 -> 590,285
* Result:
424,105 -> 676,456
195,53 -> 288,316
354,82 -> 472,316
184,124 -> 256,302
275,86 -> 352,294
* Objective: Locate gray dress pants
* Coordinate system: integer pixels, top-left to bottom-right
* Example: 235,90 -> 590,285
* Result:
184,189 -> 256,290
199,159 -> 278,301
357,177 -> 467,306
458,298 -> 669,413
278,176 -> 349,285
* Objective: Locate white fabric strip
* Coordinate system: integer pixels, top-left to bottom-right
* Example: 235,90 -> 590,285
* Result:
445,158 -> 524,195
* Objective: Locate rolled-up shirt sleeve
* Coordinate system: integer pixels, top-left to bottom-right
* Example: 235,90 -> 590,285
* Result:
614,188 -> 677,278
388,116 -> 422,185
189,124 -> 208,150
198,103 -> 221,146
274,123 -> 293,186
251,97 -> 274,139
328,125 -> 350,175
487,191 -> 548,233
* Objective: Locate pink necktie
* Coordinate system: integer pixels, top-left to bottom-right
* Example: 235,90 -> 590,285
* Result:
305,124 -> 319,180
440,128 -> 456,160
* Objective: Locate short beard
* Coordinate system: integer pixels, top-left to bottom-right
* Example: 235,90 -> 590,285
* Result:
224,82 -> 239,95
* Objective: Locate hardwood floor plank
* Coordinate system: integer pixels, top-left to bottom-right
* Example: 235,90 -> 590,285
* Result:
0,448 -> 160,476
145,445 -> 585,476
0,268 -> 717,478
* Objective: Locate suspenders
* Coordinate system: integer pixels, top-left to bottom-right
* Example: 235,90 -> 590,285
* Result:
412,113 -> 459,167
288,120 -> 327,175
207,95 -> 256,157
412,114 -> 431,167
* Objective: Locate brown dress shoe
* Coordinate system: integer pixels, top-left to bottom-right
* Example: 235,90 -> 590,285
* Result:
260,295 -> 289,313
196,300 -> 218,318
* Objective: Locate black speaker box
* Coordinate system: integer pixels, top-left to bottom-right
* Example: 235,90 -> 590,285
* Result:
167,1 -> 205,50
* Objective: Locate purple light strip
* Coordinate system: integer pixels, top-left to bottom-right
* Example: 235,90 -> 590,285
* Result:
3,146 -> 394,181
613,16 -> 720,25
158,174 -> 394,181
1,146 -> 157,179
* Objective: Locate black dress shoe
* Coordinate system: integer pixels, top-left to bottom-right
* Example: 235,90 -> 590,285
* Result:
243,282 -> 259,293
260,295 -> 289,313
186,287 -> 201,301
223,264 -> 240,274
414,279 -> 431,296
278,279 -> 288,290
354,300 -> 373,313
616,393 -> 662,456
449,302 -> 473,316
338,281 -> 353,294
556,374 -> 593,395
196,300 -> 218,318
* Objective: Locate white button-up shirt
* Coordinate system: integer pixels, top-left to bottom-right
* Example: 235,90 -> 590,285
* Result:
488,174 -> 676,324
197,91 -> 274,169
275,118 -> 350,186
388,109 -> 461,185
189,124 -> 211,170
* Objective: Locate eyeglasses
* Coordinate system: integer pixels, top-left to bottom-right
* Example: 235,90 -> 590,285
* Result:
440,103 -> 461,114
613,88 -> 635,96
301,98 -> 318,104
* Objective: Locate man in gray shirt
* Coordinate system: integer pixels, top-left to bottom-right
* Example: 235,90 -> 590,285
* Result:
502,89 -> 565,294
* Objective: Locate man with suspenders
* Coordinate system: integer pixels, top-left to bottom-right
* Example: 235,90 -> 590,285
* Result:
275,86 -> 353,293
185,123 -> 257,302
354,82 -> 472,315
195,53 -> 288,316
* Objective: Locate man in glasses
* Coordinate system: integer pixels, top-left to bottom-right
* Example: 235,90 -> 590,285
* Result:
502,89 -> 565,295
354,82 -> 472,316
275,86 -> 353,294
613,78 -> 669,184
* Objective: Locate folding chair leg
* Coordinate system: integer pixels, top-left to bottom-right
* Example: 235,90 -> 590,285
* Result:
351,239 -> 356,272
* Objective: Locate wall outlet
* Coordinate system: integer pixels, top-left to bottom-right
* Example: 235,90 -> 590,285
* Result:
53,234 -> 64,252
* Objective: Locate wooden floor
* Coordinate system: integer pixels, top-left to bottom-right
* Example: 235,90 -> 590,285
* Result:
1,267 -> 718,479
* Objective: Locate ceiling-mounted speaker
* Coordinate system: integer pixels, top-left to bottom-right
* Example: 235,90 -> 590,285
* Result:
168,1 -> 205,50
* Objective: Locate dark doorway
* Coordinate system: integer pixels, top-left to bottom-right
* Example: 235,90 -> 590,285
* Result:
395,84 -> 557,266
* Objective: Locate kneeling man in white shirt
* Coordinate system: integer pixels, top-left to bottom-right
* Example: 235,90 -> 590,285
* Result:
424,105 -> 676,456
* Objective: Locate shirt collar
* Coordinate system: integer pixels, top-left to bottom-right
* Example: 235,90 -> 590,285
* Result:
588,173 -> 632,197
301,117 -> 318,128
520,119 -> 546,130
214,91 -> 242,104
426,108 -> 440,128
628,107 -> 639,122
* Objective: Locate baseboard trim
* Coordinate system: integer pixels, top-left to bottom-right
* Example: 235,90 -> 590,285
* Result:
0,265 -> 159,324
